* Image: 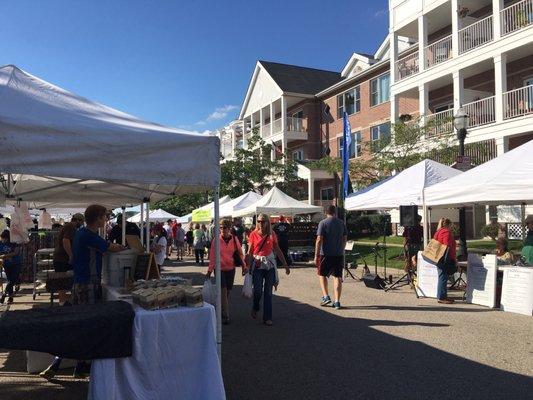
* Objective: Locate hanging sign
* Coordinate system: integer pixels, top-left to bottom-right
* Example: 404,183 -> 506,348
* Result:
192,209 -> 211,222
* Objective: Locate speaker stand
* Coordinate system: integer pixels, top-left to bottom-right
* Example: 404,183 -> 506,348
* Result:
385,269 -> 419,298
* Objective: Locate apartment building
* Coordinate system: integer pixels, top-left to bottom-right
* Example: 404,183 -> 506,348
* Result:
389,0 -> 533,236
390,0 -> 533,154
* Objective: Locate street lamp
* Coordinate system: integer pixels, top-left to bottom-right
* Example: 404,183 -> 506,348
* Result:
453,107 -> 469,156
454,107 -> 470,260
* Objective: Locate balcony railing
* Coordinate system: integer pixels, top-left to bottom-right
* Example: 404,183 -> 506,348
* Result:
286,117 -> 306,132
501,0 -> 533,36
425,109 -> 453,137
503,84 -> 533,119
425,35 -> 452,69
262,122 -> 272,138
397,51 -> 419,81
458,15 -> 493,54
463,96 -> 496,128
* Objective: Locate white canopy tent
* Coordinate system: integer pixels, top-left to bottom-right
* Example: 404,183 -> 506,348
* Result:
345,159 -> 462,211
218,191 -> 263,218
176,213 -> 192,224
128,209 -> 179,223
233,187 -> 323,217
424,140 -> 533,207
196,195 -> 232,211
0,65 -> 224,359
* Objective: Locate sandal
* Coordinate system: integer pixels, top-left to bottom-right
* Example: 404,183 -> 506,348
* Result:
263,320 -> 273,326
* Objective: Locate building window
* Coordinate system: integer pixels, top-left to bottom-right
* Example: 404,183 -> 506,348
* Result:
371,122 -> 391,152
320,187 -> 334,201
292,149 -> 304,161
337,86 -> 360,118
370,73 -> 390,106
337,131 -> 361,159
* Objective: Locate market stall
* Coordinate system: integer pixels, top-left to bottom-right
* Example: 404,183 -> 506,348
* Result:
424,140 -> 533,316
0,65 -> 225,398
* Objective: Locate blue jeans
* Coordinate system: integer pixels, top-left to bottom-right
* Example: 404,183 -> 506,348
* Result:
252,268 -> 275,322
4,264 -> 21,297
437,266 -> 448,300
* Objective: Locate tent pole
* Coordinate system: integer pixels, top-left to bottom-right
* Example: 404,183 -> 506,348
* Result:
422,191 -> 429,247
145,200 -> 150,252
521,203 -> 526,240
121,207 -> 126,246
140,202 -> 145,246
213,187 -> 222,364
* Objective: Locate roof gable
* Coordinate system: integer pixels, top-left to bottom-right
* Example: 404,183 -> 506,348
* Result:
341,53 -> 377,78
239,62 -> 283,119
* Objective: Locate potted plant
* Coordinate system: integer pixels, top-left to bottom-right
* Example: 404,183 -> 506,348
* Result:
458,6 -> 469,18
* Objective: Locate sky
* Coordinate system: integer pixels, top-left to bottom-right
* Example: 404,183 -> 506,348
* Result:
0,0 -> 389,133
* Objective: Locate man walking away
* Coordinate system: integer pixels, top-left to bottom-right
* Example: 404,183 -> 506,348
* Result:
314,205 -> 347,310
174,223 -> 186,261
273,215 -> 292,267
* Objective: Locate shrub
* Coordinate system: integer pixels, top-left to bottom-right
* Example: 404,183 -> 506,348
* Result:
480,223 -> 499,240
346,213 -> 391,239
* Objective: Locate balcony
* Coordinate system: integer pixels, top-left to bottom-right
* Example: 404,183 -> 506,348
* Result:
424,35 -> 452,69
396,51 -> 419,81
261,117 -> 306,139
501,0 -> 533,36
425,109 -> 453,137
458,15 -> 493,55
503,84 -> 533,119
463,96 -> 496,128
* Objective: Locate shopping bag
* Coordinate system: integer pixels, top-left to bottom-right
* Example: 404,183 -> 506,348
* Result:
202,279 -> 216,305
421,239 -> 448,264
242,274 -> 253,299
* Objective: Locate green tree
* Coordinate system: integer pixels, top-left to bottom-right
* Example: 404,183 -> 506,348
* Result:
154,192 -> 208,217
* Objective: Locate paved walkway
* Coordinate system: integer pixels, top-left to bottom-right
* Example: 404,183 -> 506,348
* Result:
1,255 -> 532,399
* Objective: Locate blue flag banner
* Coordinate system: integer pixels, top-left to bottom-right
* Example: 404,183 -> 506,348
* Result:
342,111 -> 352,199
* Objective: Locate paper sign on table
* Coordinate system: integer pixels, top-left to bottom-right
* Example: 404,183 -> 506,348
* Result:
500,267 -> 533,316
465,254 -> 497,308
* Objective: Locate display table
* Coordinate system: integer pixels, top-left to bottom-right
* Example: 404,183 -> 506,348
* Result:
88,286 -> 225,400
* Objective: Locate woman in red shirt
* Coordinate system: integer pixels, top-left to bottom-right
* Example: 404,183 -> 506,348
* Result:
433,218 -> 457,304
206,219 -> 247,325
247,214 -> 290,326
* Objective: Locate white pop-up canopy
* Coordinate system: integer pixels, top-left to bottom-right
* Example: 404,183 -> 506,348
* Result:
197,195 -> 232,211
0,65 -> 225,360
345,159 -> 462,210
0,65 -> 220,207
219,191 -> 263,218
233,186 -> 323,217
128,209 -> 179,223
424,140 -> 533,207
176,213 -> 192,224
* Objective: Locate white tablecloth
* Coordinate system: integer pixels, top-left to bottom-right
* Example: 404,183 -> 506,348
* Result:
88,288 -> 225,400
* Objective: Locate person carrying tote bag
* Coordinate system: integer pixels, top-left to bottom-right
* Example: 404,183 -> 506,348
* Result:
432,218 -> 457,304
246,214 -> 290,326
205,219 -> 247,325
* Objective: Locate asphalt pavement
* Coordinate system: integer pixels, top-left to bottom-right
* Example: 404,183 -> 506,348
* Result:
0,256 -> 532,399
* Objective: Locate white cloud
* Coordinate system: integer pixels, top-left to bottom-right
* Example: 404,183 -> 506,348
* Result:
374,9 -> 387,18
196,105 -> 238,125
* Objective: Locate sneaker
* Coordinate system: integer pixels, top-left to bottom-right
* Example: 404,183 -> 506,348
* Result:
320,296 -> 331,307
39,366 -> 57,381
333,301 -> 341,309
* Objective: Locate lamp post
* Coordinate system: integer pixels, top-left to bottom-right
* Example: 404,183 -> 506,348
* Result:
453,107 -> 469,260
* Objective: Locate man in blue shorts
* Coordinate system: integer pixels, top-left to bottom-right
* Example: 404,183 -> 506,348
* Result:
314,205 -> 347,309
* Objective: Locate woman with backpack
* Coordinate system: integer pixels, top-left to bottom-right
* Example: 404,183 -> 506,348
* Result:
246,214 -> 290,326
205,219 -> 247,324
433,218 -> 457,304
193,223 -> 206,265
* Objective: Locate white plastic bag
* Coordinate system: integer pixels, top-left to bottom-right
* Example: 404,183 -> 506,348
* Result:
202,279 -> 215,305
242,274 -> 253,299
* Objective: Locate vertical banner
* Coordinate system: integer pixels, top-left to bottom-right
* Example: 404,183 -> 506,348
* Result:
342,111 -> 352,200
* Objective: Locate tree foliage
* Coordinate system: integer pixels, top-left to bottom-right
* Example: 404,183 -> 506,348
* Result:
154,192 -> 208,218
